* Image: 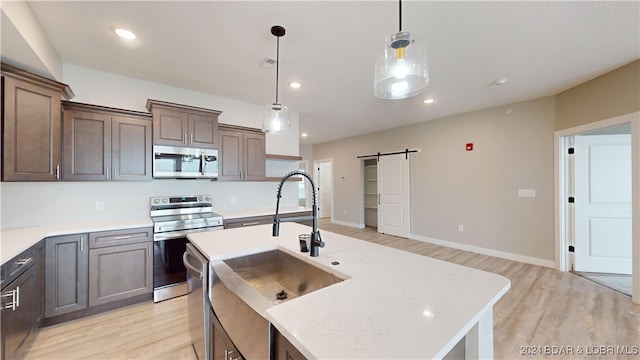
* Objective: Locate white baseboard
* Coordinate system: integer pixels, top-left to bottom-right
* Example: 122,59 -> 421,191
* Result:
410,233 -> 557,269
330,219 -> 365,229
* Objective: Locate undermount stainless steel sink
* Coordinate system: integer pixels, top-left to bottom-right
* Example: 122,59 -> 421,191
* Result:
209,248 -> 347,359
223,249 -> 345,303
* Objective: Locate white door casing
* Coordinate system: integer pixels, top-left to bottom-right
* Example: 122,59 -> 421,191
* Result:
574,134 -> 632,274
377,154 -> 410,237
315,161 -> 332,219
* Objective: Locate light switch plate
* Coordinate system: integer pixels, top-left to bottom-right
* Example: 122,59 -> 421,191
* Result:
518,189 -> 536,197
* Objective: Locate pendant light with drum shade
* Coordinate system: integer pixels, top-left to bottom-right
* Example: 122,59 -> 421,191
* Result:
262,25 -> 290,134
374,0 -> 429,99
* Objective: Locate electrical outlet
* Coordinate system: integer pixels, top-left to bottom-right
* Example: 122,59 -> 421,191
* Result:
230,196 -> 237,204
458,225 -> 464,232
96,201 -> 104,212
344,209 -> 348,215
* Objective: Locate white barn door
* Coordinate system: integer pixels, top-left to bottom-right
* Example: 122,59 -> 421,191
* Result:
574,134 -> 632,274
377,154 -> 410,237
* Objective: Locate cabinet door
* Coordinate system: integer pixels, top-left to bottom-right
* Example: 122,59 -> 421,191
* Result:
243,132 -> 266,181
189,112 -> 218,149
89,242 -> 153,307
274,330 -> 307,360
33,241 -> 45,327
2,75 -> 62,181
211,311 -> 243,360
218,129 -> 243,180
63,110 -> 111,181
112,116 -> 152,180
45,234 -> 88,318
1,264 -> 37,360
152,107 -> 188,146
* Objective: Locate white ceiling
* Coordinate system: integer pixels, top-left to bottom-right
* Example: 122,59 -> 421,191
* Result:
4,1 -> 639,145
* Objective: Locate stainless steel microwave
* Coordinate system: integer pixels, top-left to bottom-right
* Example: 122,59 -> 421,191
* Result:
153,145 -> 218,179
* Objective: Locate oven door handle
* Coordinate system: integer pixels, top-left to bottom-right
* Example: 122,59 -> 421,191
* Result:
183,252 -> 203,279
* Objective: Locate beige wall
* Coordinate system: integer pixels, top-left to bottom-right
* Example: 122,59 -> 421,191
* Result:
556,60 -> 640,130
314,97 -> 556,261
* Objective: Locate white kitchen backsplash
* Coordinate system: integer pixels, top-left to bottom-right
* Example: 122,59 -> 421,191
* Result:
0,180 -> 298,229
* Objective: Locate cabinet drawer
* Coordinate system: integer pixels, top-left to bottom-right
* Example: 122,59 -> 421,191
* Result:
1,246 -> 36,289
89,227 -> 153,249
223,215 -> 273,229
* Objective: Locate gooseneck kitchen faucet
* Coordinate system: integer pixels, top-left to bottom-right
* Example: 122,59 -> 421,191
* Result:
273,170 -> 325,257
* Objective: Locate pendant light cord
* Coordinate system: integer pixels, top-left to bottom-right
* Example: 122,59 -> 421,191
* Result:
275,36 -> 280,104
398,0 -> 402,32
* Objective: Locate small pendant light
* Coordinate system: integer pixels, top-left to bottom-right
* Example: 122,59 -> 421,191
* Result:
263,25 -> 290,134
374,0 -> 429,99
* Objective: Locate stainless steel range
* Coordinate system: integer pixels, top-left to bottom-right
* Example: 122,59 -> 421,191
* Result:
150,194 -> 223,302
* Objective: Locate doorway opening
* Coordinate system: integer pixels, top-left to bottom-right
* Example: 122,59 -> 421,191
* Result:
555,112 -> 639,303
363,158 -> 378,228
571,128 -> 632,295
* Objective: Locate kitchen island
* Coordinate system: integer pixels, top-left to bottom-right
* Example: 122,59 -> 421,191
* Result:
188,222 -> 510,359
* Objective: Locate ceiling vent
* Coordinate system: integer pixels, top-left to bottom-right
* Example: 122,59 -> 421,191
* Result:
261,56 -> 277,69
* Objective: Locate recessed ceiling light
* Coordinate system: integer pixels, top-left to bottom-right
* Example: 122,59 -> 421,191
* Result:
423,98 -> 435,104
301,133 -> 308,137
114,28 -> 136,40
289,82 -> 302,89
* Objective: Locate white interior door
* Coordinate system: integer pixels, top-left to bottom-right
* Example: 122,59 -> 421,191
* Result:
377,154 -> 410,237
574,134 -> 632,274
315,161 -> 332,219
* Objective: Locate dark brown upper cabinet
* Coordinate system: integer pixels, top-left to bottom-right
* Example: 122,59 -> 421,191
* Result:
1,63 -> 74,181
146,99 -> 221,149
62,102 -> 152,181
218,124 -> 265,181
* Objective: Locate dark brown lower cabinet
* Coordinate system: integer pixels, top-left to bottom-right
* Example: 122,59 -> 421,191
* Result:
1,264 -> 37,360
44,234 -> 89,318
89,242 -> 153,306
272,328 -> 307,360
211,308 -> 244,360
1,240 -> 44,360
44,228 -> 153,324
33,241 -> 45,326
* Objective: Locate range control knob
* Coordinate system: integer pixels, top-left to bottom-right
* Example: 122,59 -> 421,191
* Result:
198,196 -> 203,202
153,198 -> 160,204
162,198 -> 168,203
205,196 -> 211,202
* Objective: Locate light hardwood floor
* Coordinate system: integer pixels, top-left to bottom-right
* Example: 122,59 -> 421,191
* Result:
24,221 -> 640,359
24,295 -> 196,360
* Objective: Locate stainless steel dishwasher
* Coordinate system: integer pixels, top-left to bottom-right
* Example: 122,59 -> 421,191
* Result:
184,243 -> 210,360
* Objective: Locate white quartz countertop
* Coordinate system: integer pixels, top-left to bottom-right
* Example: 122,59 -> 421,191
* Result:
1,218 -> 152,265
215,206 -> 310,220
188,222 -> 511,359
0,207 -> 308,266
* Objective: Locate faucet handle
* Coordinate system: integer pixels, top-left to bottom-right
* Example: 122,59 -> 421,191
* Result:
313,231 -> 325,248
